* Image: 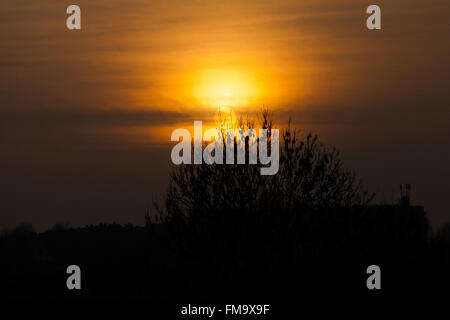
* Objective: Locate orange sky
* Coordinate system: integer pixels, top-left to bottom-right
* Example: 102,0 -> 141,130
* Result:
2,1 -> 448,116
1,0 -> 450,229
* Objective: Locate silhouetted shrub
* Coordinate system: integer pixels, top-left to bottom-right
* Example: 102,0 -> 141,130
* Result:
148,109 -> 378,297
10,222 -> 36,236
50,221 -> 70,232
156,108 -> 373,225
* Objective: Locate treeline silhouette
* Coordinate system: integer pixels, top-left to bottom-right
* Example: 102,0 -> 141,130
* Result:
1,110 -> 449,301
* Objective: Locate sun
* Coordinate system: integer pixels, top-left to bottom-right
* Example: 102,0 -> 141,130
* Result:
191,68 -> 261,108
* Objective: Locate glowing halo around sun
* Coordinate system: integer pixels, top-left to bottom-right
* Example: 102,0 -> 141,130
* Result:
190,68 -> 261,108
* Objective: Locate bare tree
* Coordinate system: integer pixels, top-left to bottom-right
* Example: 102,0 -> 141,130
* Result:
152,108 -> 373,225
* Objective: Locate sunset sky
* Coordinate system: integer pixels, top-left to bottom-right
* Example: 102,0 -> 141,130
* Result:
1,0 -> 449,230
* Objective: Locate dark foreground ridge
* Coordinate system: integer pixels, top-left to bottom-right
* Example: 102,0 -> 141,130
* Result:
1,204 -> 449,302
1,120 -> 449,308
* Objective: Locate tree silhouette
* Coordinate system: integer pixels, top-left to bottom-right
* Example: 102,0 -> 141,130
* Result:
154,108 -> 373,225
146,108 -> 376,298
